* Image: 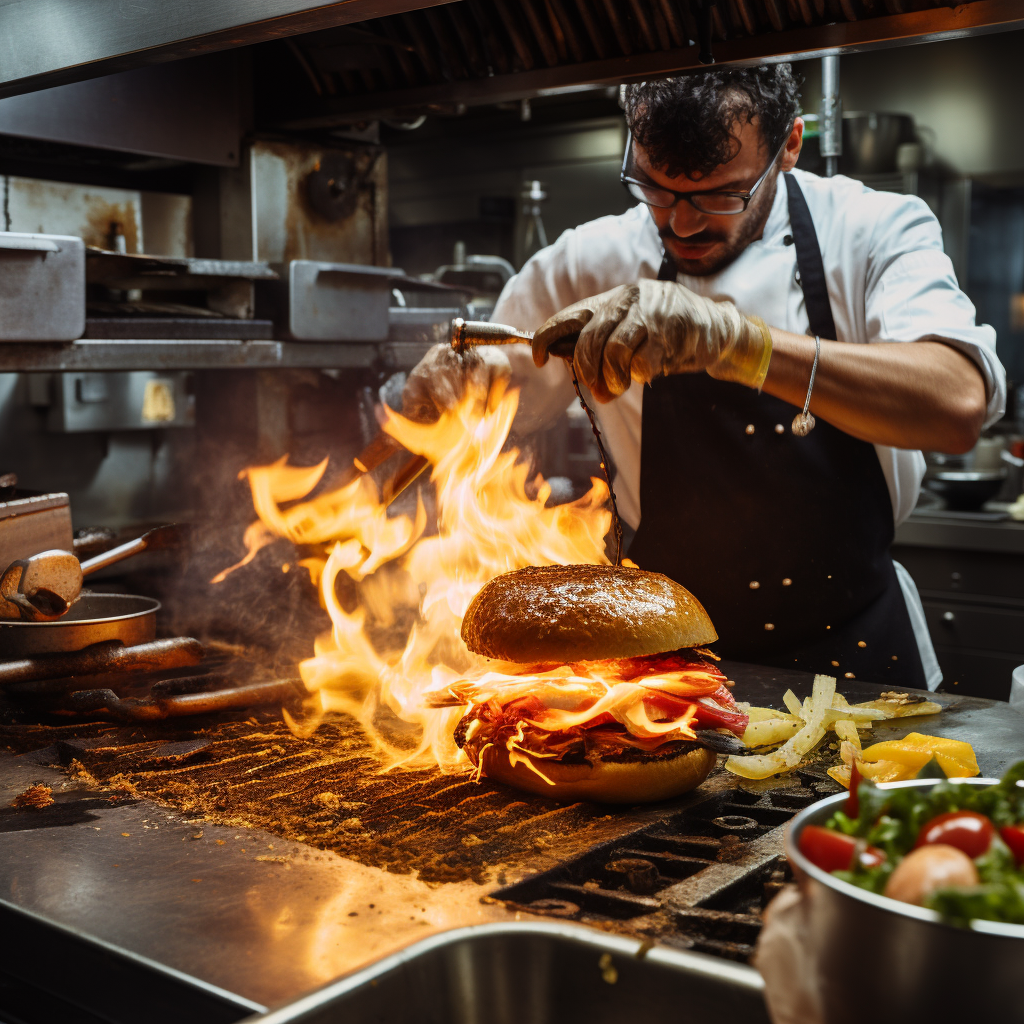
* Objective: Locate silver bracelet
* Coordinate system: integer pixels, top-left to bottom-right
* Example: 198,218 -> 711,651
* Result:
791,335 -> 820,436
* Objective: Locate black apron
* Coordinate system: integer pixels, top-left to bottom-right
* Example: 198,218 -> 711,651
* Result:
628,173 -> 926,687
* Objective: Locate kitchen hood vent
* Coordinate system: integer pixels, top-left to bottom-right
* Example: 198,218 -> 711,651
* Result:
263,0 -> 1024,126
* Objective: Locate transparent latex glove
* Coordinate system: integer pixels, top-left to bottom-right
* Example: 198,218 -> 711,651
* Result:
402,343 -> 512,423
754,884 -> 824,1024
532,279 -> 772,402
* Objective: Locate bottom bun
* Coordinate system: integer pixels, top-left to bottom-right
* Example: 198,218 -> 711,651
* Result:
479,742 -> 717,804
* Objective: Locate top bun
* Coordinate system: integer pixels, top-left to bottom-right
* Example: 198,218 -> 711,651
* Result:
461,564 -> 717,663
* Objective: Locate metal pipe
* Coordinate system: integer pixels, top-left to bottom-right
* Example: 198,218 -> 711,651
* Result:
820,54 -> 842,177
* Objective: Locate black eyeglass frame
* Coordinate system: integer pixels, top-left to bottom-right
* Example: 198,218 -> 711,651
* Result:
619,126 -> 793,215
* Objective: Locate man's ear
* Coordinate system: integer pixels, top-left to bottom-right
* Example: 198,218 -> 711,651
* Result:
781,117 -> 804,172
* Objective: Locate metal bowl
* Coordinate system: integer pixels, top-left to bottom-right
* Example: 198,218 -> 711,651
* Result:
0,592 -> 159,656
924,469 -> 1007,510
787,778 -> 1024,1024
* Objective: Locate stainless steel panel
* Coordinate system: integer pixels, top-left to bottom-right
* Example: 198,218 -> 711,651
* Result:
244,923 -> 770,1024
0,233 -> 84,342
0,54 -> 241,166
0,492 -> 73,569
48,371 -> 195,432
0,0 -> 448,98
288,262 -> 397,341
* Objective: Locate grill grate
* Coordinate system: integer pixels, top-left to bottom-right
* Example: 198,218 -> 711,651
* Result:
490,774 -> 841,961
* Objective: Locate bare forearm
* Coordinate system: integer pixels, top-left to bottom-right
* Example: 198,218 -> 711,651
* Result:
761,329 -> 988,453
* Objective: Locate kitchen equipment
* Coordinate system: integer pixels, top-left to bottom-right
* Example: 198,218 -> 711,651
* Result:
0,593 -> 159,656
245,922 -> 770,1024
924,469 -> 1007,510
0,523 -> 188,621
450,318 -> 576,358
840,113 -> 916,175
0,232 -> 85,341
279,262 -> 467,342
86,249 -> 277,328
787,777 -> 1024,1024
0,491 -> 73,570
0,636 -> 201,690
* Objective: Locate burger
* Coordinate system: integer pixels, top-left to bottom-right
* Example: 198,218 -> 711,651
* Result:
452,564 -> 747,803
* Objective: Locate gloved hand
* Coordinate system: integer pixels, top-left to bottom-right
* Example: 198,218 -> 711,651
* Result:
532,279 -> 772,402
402,343 -> 512,423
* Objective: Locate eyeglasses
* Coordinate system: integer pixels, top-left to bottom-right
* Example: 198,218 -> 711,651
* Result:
620,127 -> 791,215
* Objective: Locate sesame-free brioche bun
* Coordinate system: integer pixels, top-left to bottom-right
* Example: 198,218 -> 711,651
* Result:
479,741 -> 717,804
461,564 -> 717,664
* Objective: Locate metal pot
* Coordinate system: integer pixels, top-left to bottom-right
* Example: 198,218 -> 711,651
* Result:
787,779 -> 1024,1024
841,113 -> 915,175
924,469 -> 1007,510
0,592 -> 158,657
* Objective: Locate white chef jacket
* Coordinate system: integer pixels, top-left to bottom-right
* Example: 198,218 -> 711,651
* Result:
492,169 -> 1007,690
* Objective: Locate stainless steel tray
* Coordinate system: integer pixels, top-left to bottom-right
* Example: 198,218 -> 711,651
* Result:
243,922 -> 769,1024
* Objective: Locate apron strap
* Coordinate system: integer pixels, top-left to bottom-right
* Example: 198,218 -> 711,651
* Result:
784,172 -> 838,341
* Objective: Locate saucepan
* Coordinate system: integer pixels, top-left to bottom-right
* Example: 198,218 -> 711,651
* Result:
786,778 -> 1024,1024
0,592 -> 159,657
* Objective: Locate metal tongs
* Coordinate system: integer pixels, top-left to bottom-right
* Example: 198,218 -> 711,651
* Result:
348,318 -> 571,510
0,524 -> 190,623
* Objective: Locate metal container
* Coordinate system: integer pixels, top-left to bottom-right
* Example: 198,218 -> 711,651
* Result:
0,492 -> 73,570
787,778 -> 1024,1024
0,232 -> 85,341
924,469 -> 1006,510
841,113 -> 915,175
0,592 -> 158,656
243,922 -> 770,1024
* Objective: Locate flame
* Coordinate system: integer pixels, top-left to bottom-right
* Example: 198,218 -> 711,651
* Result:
221,380 -> 727,780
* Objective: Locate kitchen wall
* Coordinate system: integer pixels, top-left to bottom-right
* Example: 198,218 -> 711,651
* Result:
798,31 -> 1024,183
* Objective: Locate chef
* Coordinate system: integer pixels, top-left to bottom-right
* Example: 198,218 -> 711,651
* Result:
404,64 -> 1006,690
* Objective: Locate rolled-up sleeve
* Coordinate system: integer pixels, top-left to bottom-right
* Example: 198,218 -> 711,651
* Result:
864,198 -> 1006,427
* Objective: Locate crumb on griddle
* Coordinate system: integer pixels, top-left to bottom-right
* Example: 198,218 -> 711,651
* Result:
11,783 -> 54,809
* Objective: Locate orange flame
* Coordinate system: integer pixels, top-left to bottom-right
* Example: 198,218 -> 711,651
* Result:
221,381 -> 722,780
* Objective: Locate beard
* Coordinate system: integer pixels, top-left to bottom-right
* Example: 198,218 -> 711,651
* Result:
659,171 -> 780,278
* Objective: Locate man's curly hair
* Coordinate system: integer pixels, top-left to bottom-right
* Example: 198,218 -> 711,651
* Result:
624,66 -> 801,180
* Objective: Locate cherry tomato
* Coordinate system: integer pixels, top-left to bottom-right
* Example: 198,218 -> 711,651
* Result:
915,810 -> 994,859
798,825 -> 885,873
1000,824 -> 1024,866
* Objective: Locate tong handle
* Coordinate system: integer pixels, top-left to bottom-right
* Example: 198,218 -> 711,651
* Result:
450,318 -> 576,359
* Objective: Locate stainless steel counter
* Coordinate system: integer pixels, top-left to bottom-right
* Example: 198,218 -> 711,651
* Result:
895,511 -> 1024,555
0,339 -> 434,373
1,661 -> 1022,1019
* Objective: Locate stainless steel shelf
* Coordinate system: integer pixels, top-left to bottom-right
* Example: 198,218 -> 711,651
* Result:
0,339 -> 435,373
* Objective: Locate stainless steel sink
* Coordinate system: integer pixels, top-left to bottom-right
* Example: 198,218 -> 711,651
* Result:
245,922 -> 770,1024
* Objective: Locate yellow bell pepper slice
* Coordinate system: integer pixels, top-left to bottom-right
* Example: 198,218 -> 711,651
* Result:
859,732 -> 979,779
